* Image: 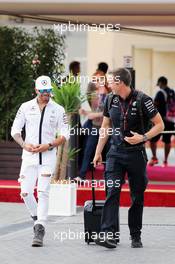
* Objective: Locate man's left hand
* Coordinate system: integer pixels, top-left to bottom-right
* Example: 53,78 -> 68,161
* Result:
32,144 -> 49,153
124,131 -> 143,145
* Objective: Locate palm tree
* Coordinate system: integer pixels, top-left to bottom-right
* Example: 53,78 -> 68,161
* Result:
52,77 -> 86,181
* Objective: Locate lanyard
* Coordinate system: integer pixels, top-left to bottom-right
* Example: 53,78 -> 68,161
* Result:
119,98 -> 133,130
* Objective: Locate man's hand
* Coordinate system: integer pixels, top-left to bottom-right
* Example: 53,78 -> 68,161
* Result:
93,153 -> 102,167
23,144 -> 36,152
124,131 -> 143,145
87,113 -> 97,120
31,144 -> 49,153
79,108 -> 87,116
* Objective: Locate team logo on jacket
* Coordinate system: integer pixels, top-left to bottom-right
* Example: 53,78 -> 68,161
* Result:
31,106 -> 36,111
132,101 -> 137,107
113,97 -> 119,104
111,97 -> 119,108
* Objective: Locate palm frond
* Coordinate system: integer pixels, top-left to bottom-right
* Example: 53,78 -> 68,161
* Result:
52,76 -> 87,113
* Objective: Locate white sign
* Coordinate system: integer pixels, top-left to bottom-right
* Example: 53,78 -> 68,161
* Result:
123,56 -> 133,68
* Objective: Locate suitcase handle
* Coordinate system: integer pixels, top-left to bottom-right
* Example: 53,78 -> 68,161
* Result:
90,162 -> 106,209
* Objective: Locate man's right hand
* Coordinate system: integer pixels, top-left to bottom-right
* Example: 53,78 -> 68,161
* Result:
23,144 -> 36,152
79,108 -> 87,116
93,153 -> 102,167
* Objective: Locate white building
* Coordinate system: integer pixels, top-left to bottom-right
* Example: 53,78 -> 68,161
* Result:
1,0 -> 175,96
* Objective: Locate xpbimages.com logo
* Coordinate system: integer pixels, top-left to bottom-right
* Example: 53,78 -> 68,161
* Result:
59,127 -> 121,139
53,178 -> 121,190
54,230 -> 120,243
53,21 -> 120,35
53,74 -> 120,87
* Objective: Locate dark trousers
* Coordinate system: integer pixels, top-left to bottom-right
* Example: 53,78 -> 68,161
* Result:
79,120 -> 111,179
79,129 -> 99,179
101,146 -> 148,238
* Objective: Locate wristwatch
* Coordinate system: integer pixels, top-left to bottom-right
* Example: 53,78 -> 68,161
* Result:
48,143 -> 54,151
142,134 -> 148,143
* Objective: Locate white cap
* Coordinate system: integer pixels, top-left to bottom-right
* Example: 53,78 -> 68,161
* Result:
35,75 -> 53,90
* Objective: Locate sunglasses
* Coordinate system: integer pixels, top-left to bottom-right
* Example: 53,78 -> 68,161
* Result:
38,88 -> 52,94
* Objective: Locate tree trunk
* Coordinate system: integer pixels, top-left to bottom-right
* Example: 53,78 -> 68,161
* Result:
53,140 -> 69,181
67,113 -> 79,179
52,113 -> 79,182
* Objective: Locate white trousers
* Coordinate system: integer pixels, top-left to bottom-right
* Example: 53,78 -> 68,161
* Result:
19,162 -> 54,227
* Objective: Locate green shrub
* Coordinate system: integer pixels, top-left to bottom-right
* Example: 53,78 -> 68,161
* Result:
0,26 -> 33,140
0,26 -> 65,140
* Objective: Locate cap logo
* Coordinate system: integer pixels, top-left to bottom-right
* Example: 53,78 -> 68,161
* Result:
41,80 -> 48,86
113,97 -> 119,104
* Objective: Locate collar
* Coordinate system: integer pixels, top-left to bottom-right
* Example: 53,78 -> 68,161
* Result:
119,88 -> 134,102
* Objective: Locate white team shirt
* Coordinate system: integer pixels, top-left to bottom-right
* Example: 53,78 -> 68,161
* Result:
11,97 -> 70,166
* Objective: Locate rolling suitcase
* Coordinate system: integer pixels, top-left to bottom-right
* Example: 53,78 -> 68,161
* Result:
84,164 -> 120,244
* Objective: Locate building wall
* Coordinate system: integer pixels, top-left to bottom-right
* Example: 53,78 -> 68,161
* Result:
133,48 -> 153,95
87,29 -> 175,96
1,15 -> 175,97
153,51 -> 175,90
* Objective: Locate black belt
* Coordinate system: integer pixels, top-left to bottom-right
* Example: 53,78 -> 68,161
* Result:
111,144 -> 144,152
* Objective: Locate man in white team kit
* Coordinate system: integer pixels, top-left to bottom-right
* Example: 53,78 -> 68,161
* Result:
11,76 -> 69,247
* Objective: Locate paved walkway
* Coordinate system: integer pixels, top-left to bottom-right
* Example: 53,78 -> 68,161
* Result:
0,203 -> 175,264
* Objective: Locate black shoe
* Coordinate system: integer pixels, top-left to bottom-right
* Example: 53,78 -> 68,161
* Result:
131,237 -> 143,248
114,238 -> 120,245
31,216 -> 37,221
94,233 -> 117,249
32,224 -> 45,247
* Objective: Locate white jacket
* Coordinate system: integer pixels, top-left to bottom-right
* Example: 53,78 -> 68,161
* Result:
11,97 -> 70,166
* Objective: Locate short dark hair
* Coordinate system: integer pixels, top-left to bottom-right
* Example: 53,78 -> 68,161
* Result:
157,76 -> 168,86
97,62 -> 108,74
69,61 -> 80,72
112,68 -> 132,86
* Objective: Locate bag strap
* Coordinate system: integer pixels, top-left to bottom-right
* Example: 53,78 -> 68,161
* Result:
136,91 -> 145,134
107,92 -> 115,112
158,89 -> 168,102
